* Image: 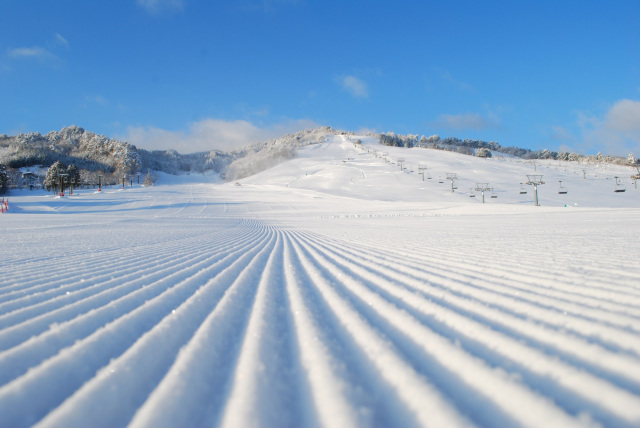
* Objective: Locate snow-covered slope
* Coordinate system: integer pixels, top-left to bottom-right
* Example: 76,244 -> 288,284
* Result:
1,136 -> 640,427
242,135 -> 640,208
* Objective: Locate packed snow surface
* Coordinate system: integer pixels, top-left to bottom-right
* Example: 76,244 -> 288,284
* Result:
2,136 -> 640,427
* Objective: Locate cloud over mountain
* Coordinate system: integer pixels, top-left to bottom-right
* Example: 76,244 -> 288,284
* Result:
123,118 -> 318,153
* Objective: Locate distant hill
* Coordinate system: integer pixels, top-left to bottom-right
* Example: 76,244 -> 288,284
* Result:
1,125 -> 636,192
0,125 -> 234,176
0,125 -> 346,189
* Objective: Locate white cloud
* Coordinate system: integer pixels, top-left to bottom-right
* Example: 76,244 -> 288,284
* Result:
55,33 -> 70,48
579,99 -> 640,156
123,118 -> 318,153
6,34 -> 69,68
7,46 -> 54,59
432,113 -> 496,130
6,46 -> 62,68
137,0 -> 184,14
340,75 -> 368,98
605,99 -> 640,133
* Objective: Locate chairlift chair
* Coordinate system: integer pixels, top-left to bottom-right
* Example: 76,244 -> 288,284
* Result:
558,181 -> 568,195
519,183 -> 527,194
614,176 -> 626,193
490,188 -> 498,198
469,188 -> 476,197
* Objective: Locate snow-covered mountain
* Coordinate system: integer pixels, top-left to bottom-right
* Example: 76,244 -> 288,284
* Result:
0,126 -> 141,173
2,125 -> 638,194
0,126 -> 344,173
0,126 -> 348,187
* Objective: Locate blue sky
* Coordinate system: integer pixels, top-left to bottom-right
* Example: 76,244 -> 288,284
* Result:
1,0 -> 639,156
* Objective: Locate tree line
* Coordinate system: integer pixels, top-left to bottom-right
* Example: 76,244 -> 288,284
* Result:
379,132 -> 638,165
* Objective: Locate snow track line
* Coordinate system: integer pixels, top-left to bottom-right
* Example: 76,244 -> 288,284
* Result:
129,229 -> 279,427
0,227 -> 271,386
0,223 -> 273,426
280,231 -> 370,428
287,232 -> 476,428
0,224 -> 262,344
0,218 -> 248,302
318,218 -> 640,303
305,230 -> 640,376
303,230 -> 640,354
0,219 -> 249,296
0,233 -> 241,326
0,220 -> 255,306
292,231 -> 640,425
290,231 -> 590,427
323,229 -> 640,315
35,227 -> 282,428
218,233 -> 304,428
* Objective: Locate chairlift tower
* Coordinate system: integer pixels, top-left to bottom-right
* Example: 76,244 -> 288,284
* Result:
475,183 -> 491,203
397,158 -> 405,170
526,175 -> 544,206
632,167 -> 640,190
418,164 -> 427,181
446,173 -> 457,193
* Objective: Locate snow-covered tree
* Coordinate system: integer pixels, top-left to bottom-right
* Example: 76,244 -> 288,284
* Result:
143,170 -> 153,186
476,148 -> 492,158
628,153 -> 638,165
67,164 -> 80,188
44,161 -> 65,192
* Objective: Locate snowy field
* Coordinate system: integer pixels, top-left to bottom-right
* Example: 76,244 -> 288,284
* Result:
2,136 -> 640,427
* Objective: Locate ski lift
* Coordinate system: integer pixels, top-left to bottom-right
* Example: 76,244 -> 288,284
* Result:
519,183 -> 527,194
469,188 -> 476,197
438,176 -> 444,183
614,176 -> 626,193
558,180 -> 568,194
490,188 -> 498,198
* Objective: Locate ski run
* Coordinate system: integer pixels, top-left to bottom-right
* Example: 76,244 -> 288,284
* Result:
1,135 -> 640,427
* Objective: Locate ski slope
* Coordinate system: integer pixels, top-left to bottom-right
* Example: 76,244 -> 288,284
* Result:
1,136 -> 640,427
